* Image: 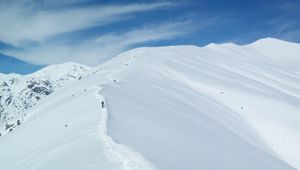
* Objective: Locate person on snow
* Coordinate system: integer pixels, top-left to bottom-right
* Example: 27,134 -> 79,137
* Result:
101,101 -> 105,108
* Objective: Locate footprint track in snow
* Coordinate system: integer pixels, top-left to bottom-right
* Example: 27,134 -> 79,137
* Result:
94,87 -> 157,170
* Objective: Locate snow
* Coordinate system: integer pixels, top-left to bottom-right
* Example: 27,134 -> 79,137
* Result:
0,38 -> 299,170
95,87 -> 157,170
0,62 -> 93,134
0,87 -> 114,169
28,61 -> 92,82
101,45 -> 300,170
247,38 -> 300,71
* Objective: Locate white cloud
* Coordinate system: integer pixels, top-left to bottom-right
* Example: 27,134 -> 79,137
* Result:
0,0 -> 175,46
0,0 -> 199,66
1,21 -> 193,66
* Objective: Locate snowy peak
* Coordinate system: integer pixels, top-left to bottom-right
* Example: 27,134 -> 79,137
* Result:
0,73 -> 22,82
0,62 -> 94,135
249,37 -> 298,46
29,62 -> 92,83
246,38 -> 300,71
192,38 -> 300,72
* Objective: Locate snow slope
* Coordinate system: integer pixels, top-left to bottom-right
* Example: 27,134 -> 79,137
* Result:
0,38 -> 299,170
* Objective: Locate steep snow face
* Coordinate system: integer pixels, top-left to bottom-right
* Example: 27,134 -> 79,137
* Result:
0,38 -> 299,170
0,62 -> 92,135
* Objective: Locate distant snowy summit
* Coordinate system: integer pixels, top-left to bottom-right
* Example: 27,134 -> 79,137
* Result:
0,62 -> 93,135
207,37 -> 300,71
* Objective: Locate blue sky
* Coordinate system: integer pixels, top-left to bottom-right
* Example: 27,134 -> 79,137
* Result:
0,0 -> 300,74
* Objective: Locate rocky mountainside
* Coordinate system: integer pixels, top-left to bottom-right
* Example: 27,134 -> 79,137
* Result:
0,62 -> 93,135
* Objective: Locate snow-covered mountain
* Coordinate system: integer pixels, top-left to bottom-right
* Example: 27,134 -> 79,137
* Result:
0,38 -> 300,170
0,62 -> 93,135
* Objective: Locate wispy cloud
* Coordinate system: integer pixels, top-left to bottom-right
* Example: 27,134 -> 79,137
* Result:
0,0 -> 175,47
0,0 -> 194,66
1,21 -> 194,65
259,0 -> 300,42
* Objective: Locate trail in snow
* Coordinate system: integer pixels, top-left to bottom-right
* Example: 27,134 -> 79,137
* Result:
94,87 -> 157,170
91,52 -> 157,170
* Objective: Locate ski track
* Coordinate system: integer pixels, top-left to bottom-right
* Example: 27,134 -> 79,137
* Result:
94,58 -> 157,170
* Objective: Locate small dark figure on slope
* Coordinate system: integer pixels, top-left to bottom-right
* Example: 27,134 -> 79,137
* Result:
101,101 -> 105,108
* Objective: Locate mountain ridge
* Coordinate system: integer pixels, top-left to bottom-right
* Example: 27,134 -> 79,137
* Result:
1,37 -> 299,77
0,37 -> 299,169
0,62 -> 93,135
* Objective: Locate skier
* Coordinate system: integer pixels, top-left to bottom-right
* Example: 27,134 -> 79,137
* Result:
101,101 -> 105,108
